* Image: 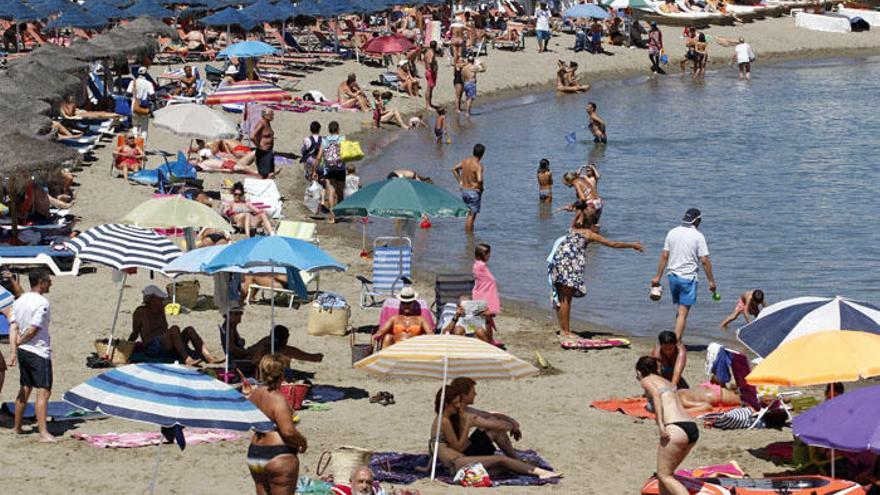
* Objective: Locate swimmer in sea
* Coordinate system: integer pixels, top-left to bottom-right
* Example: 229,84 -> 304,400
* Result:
720,289 -> 765,330
387,169 -> 432,183
586,102 -> 607,144
537,158 -> 552,203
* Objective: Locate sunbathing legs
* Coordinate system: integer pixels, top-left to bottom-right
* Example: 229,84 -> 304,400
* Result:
164,325 -> 225,365
380,109 -> 409,129
451,455 -> 560,480
677,386 -> 740,414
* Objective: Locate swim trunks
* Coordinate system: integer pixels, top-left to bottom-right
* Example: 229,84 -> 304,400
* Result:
17,348 -> 52,389
425,68 -> 436,88
461,188 -> 482,214
668,274 -> 697,306
536,30 -> 551,42
255,148 -> 274,178
464,81 -> 477,100
538,188 -> 551,200
144,336 -> 167,358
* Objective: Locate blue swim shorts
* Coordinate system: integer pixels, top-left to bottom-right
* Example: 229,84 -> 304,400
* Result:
668,274 -> 697,306
536,30 -> 551,42
464,81 -> 477,100
461,189 -> 482,214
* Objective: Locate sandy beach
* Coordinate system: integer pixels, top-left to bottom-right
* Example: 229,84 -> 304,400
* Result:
3,16 -> 880,494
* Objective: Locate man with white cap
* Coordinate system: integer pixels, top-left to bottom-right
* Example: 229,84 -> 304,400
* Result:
128,285 -> 224,365
126,66 -> 155,136
651,208 -> 717,339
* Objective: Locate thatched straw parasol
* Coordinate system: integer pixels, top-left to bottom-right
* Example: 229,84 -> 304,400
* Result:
0,131 -> 80,173
5,61 -> 85,103
81,30 -> 159,61
27,44 -> 92,74
121,16 -> 178,39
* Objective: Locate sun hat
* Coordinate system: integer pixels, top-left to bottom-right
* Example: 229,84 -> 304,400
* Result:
682,208 -> 702,224
142,284 -> 168,299
397,286 -> 418,303
225,66 -> 237,75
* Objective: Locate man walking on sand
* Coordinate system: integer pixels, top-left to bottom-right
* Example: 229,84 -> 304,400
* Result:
650,208 -> 717,340
12,269 -> 56,442
452,144 -> 485,234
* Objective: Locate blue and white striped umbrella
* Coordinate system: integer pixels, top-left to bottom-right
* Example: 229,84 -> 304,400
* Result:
64,363 -> 274,431
0,286 -> 14,311
737,296 -> 880,357
66,223 -> 181,273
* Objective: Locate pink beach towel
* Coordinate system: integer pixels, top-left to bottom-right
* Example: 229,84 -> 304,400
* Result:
472,260 -> 500,315
71,429 -> 246,449
676,461 -> 745,478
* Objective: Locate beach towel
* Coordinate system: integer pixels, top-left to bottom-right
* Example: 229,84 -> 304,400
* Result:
561,337 -> 631,350
308,385 -> 369,403
244,178 -> 283,220
371,449 -> 559,487
676,461 -> 745,478
1,401 -> 107,422
590,397 -> 739,420
71,429 -> 245,449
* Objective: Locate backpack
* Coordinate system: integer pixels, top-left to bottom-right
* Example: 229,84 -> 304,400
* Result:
322,137 -> 343,172
300,135 -> 321,163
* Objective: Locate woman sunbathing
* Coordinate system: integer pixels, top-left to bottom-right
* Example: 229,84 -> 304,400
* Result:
676,380 -> 741,414
113,134 -> 145,180
195,149 -> 260,177
60,95 -> 119,120
373,297 -> 432,348
193,139 -> 252,159
226,182 -> 275,237
431,383 -> 561,480
397,60 -> 421,97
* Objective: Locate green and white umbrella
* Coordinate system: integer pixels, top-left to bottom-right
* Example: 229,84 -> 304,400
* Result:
332,178 -> 468,220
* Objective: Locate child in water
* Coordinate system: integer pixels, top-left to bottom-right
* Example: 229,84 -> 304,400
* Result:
434,106 -> 449,144
537,158 -> 552,203
720,289 -> 766,330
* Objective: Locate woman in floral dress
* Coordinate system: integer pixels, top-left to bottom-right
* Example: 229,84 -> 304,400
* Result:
549,202 -> 644,340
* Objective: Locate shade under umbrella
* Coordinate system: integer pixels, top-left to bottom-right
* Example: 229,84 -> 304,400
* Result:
66,223 -> 182,273
746,330 -> 880,387
204,80 -> 290,105
563,3 -> 611,19
333,178 -> 469,220
152,103 -> 239,140
120,195 -> 232,232
216,40 -> 278,59
737,296 -> 880,358
793,384 -> 880,454
362,35 -> 413,54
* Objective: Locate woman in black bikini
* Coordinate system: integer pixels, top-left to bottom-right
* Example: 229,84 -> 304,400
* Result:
453,58 -> 466,113
637,356 -> 698,495
242,354 -> 308,495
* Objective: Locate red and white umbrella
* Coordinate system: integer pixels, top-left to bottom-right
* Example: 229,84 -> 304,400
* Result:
362,35 -> 414,54
205,80 -> 290,106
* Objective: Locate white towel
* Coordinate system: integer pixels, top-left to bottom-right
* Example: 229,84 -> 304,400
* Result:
705,342 -> 722,379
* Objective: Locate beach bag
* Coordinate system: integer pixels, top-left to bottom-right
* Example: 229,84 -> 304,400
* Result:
300,135 -> 322,164
94,338 -> 135,365
304,180 -> 324,214
322,138 -> 343,172
454,462 -> 493,487
132,96 -> 151,116
704,407 -> 755,430
340,140 -> 364,162
316,446 -> 373,483
307,293 -> 350,336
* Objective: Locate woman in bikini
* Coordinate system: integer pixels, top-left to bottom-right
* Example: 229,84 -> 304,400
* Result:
226,182 -> 275,237
676,379 -> 741,414
242,354 -> 308,495
694,33 -> 708,79
537,159 -> 552,203
637,356 -> 698,495
373,296 -> 432,348
431,383 -> 561,480
195,149 -> 261,176
562,164 -> 603,228
720,289 -> 765,330
113,133 -> 145,180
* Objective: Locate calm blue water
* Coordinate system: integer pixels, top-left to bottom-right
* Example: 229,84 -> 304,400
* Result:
354,57 -> 880,343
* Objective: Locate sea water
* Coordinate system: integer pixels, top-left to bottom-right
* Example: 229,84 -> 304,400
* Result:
353,56 -> 880,344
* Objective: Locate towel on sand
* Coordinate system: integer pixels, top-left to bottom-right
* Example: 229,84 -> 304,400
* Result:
72,429 -> 246,448
1,401 -> 107,422
676,461 -> 745,478
590,397 -> 738,420
371,449 -> 559,487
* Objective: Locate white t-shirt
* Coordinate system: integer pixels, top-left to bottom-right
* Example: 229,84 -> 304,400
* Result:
663,224 -> 709,280
127,77 -> 156,102
734,42 -> 754,64
536,8 -> 551,31
14,292 -> 51,359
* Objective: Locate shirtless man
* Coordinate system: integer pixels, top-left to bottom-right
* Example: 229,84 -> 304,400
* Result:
452,143 -> 485,233
337,73 -> 370,111
223,310 -> 323,366
423,41 -> 438,109
175,65 -> 198,97
181,28 -> 207,53
250,108 -> 275,179
128,285 -> 224,365
586,102 -> 607,144
452,377 -> 522,459
461,56 -> 486,115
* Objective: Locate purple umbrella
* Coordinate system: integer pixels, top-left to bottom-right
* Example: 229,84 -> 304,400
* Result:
793,385 -> 880,453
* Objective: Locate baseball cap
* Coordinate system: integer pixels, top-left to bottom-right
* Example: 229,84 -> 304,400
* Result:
682,208 -> 702,224
142,284 -> 168,299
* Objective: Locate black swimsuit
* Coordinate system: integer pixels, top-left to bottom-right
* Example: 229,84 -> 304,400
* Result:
667,421 -> 699,445
453,67 -> 464,85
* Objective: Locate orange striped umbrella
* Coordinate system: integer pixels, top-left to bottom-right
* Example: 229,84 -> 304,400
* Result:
205,80 -> 290,105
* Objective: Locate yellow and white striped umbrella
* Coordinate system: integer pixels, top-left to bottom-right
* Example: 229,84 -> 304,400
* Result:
353,335 -> 538,381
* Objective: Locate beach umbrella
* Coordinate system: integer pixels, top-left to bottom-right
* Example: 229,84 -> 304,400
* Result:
0,2 -> 41,22
64,363 -> 273,493
354,334 -> 539,479
238,0 -> 290,22
602,0 -> 652,9
746,331 -> 880,387
203,236 -> 345,352
332,177 -> 469,220
43,7 -> 109,31
85,29 -> 160,59
26,44 -> 91,73
199,6 -> 255,27
121,0 -> 175,19
119,16 -> 178,38
737,296 -> 880,358
563,3 -> 611,19
84,0 -> 127,20
26,0 -> 71,18
119,195 -> 232,232
793,384 -> 880,454
0,286 -> 14,311
216,39 -> 278,59
204,79 -> 290,105
152,103 -> 239,140
0,131 -> 79,172
66,223 -> 182,356
361,34 -> 413,54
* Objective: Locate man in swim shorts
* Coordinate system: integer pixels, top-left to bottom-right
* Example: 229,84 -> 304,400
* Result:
461,56 -> 486,115
452,144 -> 485,234
650,208 -> 717,339
250,108 -> 275,179
586,102 -> 607,143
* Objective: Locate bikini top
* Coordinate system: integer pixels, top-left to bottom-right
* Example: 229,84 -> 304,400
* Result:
393,322 -> 422,336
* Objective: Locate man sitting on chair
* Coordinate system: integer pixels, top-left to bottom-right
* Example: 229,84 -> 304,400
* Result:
129,285 -> 224,365
439,296 -> 495,344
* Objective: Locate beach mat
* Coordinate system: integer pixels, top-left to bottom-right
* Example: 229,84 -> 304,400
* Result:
371,449 -> 560,487
1,401 -> 107,422
71,429 -> 246,449
590,397 -> 738,420
561,337 -> 630,350
308,385 -> 369,403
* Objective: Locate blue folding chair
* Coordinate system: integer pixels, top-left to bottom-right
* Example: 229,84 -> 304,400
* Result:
357,237 -> 412,308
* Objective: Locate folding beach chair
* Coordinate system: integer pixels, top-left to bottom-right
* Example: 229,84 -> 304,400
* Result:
275,220 -> 318,244
357,237 -> 412,308
722,348 -> 791,429
432,273 -> 475,322
247,222 -> 321,307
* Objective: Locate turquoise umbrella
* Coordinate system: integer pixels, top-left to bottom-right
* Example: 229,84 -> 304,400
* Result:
332,178 -> 469,220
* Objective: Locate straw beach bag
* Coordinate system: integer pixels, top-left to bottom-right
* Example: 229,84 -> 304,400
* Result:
316,446 -> 373,483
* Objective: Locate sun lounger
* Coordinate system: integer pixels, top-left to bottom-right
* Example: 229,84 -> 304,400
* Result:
0,245 -> 80,276
358,237 -> 412,308
795,12 -> 852,32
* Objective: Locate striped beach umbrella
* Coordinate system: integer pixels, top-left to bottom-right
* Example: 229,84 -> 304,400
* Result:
205,80 -> 290,105
64,363 -> 273,493
354,334 -> 538,479
737,296 -> 880,357
0,286 -> 14,311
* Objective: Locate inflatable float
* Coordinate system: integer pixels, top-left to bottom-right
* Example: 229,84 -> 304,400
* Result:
641,475 -> 865,494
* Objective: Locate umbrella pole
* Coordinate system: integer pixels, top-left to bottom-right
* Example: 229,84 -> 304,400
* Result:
224,304 -> 230,376
148,440 -> 162,495
430,356 -> 448,481
107,272 -> 128,359
270,262 -> 276,354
